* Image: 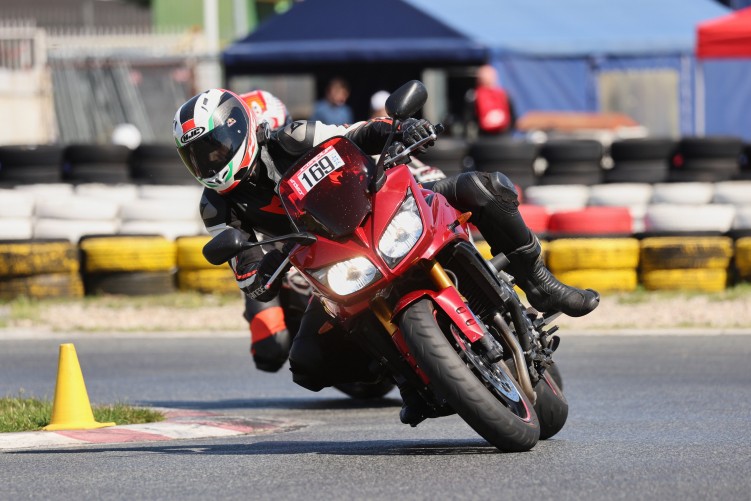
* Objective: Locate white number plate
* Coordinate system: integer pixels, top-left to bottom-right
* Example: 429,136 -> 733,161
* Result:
290,146 -> 345,197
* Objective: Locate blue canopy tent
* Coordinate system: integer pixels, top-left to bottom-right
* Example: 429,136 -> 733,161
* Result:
223,0 -> 729,135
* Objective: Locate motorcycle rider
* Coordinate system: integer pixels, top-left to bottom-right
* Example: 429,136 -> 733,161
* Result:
237,89 -> 446,372
173,88 -> 599,423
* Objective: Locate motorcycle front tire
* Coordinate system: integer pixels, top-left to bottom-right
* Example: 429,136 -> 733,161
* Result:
399,299 -> 540,452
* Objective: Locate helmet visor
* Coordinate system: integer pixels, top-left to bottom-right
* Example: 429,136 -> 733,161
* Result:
177,101 -> 249,183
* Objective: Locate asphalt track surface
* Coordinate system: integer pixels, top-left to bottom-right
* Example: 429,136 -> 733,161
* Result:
1,332 -> 750,500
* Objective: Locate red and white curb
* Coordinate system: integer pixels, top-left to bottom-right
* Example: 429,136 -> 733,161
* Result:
0,409 -> 301,451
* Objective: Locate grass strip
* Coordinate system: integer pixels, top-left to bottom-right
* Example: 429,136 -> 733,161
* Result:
0,395 -> 165,433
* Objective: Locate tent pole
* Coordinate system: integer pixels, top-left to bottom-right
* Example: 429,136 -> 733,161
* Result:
695,59 -> 705,136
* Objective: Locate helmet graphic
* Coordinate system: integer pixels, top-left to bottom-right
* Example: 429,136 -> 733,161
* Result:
239,90 -> 291,130
173,89 -> 259,193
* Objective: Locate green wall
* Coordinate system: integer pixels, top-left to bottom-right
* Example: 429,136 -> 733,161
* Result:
152,0 -> 258,46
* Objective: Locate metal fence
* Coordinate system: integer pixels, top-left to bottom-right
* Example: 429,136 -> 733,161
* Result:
0,20 -> 209,145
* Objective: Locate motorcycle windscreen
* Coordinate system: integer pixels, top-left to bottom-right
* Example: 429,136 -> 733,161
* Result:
279,136 -> 372,239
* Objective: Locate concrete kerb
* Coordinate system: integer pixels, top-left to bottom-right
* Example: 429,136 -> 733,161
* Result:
0,408 -> 305,451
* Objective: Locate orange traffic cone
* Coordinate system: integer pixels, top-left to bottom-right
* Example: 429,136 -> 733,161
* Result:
43,343 -> 115,431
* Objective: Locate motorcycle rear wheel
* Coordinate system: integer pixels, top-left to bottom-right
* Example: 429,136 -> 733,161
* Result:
334,380 -> 396,400
399,299 -> 540,452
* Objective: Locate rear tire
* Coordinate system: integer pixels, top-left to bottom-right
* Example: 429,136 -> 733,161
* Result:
334,380 -> 395,400
399,299 -> 539,452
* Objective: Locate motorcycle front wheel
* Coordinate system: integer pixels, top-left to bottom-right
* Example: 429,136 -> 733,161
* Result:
506,358 -> 568,440
399,299 -> 540,452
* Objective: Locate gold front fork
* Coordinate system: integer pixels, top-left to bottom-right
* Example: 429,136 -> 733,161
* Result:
371,259 -> 456,336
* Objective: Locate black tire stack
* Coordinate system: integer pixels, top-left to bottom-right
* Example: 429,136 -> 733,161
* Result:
414,137 -> 469,178
0,145 -> 64,185
130,144 -> 194,185
62,144 -> 132,184
538,139 -> 603,185
606,138 -> 675,183
468,138 -> 539,189
668,137 -> 743,182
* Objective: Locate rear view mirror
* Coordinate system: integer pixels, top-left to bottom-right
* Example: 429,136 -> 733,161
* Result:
386,80 -> 428,120
202,228 -> 247,265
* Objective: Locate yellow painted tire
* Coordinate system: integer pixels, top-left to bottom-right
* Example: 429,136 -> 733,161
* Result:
554,269 -> 638,293
0,272 -> 84,299
0,241 -> 79,277
474,239 -> 549,261
641,268 -> 727,292
735,238 -> 751,280
546,238 -> 640,272
176,236 -> 228,270
640,237 -> 732,271
177,269 -> 238,294
80,236 -> 176,272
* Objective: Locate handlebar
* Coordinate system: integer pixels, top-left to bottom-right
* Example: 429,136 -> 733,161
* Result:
383,123 -> 445,168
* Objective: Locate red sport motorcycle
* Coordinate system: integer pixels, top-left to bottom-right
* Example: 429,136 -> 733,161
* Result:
205,81 -> 567,452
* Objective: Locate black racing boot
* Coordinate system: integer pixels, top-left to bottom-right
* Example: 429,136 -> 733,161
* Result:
506,236 -> 600,317
397,382 -> 432,427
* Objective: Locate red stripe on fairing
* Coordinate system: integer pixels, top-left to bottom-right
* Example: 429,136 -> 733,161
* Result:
56,428 -> 172,443
181,119 -> 196,134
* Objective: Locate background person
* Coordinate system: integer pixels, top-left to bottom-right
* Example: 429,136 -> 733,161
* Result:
310,77 -> 354,125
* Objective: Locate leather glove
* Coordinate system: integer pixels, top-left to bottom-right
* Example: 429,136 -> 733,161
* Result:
400,118 -> 436,154
246,249 -> 291,302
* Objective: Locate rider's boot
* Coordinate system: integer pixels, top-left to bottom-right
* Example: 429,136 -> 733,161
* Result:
465,173 -> 599,317
397,382 -> 432,427
504,235 -> 600,317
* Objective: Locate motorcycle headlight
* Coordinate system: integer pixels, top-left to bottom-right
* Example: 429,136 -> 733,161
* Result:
309,256 -> 382,296
378,191 -> 423,268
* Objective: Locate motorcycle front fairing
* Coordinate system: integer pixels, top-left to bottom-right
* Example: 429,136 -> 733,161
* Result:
277,136 -> 470,320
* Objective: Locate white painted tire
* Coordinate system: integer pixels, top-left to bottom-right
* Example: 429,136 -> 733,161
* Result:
36,196 -> 120,221
523,185 -> 590,212
650,182 -> 714,205
713,181 -> 751,206
14,183 -> 74,201
34,219 -> 119,242
0,190 -> 34,217
587,183 -> 653,207
732,206 -> 751,229
120,198 -> 199,222
644,204 -> 736,233
119,220 -> 204,240
138,185 -> 202,201
75,183 -> 139,203
0,218 -> 33,239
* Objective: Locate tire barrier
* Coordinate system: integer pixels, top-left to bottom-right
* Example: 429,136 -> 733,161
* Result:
0,219 -> 33,240
0,145 -> 64,184
129,144 -> 194,185
414,137 -> 469,178
640,269 -> 727,292
734,238 -> 751,281
639,237 -> 732,292
587,183 -> 653,233
539,139 -> 603,186
80,236 -> 176,273
0,240 -> 83,300
605,138 -> 675,184
80,236 -> 177,296
547,207 -> 632,236
0,240 -> 79,276
523,184 -> 590,213
553,269 -> 638,293
62,144 -> 132,184
469,138 -> 538,189
33,219 -> 120,242
74,183 -> 139,203
546,238 -> 639,293
0,189 -> 35,218
651,182 -> 715,205
712,181 -> 751,206
175,236 -> 235,294
83,270 -> 176,296
546,238 -> 640,272
640,237 -> 733,271
644,204 -> 736,234
669,137 -> 743,183
0,272 -> 84,300
518,204 -> 549,234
